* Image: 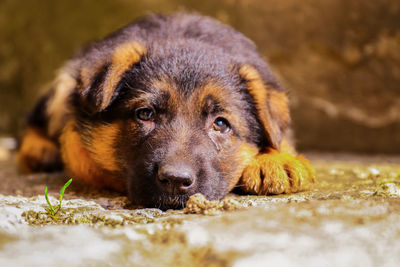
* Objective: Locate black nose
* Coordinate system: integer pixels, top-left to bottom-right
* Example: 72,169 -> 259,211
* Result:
157,164 -> 195,194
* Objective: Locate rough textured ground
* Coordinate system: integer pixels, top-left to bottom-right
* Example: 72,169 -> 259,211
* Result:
0,152 -> 400,266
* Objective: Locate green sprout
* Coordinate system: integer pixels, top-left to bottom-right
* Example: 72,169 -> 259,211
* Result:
44,179 -> 72,220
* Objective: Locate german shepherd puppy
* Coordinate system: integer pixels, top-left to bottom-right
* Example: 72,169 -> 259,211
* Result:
18,13 -> 315,210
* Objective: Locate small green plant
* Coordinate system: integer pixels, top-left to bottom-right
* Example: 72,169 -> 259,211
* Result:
44,179 -> 72,220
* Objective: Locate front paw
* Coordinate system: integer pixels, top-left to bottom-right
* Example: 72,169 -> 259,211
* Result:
239,150 -> 315,195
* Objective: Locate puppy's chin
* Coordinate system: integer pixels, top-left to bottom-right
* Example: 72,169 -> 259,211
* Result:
152,194 -> 191,210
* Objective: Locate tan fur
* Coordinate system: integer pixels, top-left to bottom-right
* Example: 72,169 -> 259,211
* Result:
196,83 -> 228,104
226,143 -> 259,190
47,71 -> 76,137
239,148 -> 315,195
88,122 -> 122,172
80,60 -> 106,90
60,120 -> 125,191
101,42 -> 146,110
269,90 -> 290,124
154,79 -> 179,105
18,127 -> 60,172
239,65 -> 282,149
127,79 -> 180,108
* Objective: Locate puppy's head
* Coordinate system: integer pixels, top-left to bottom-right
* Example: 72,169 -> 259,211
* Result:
73,40 -> 287,209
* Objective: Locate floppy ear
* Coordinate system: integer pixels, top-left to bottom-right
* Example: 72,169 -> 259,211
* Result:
239,64 -> 290,151
78,41 -> 146,113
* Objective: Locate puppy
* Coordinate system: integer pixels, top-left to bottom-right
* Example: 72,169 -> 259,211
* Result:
18,13 -> 315,209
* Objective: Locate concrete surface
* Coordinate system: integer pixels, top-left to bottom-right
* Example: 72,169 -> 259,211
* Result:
0,151 -> 399,266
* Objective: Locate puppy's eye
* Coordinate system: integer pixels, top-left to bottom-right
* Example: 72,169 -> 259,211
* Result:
213,117 -> 230,133
135,107 -> 154,121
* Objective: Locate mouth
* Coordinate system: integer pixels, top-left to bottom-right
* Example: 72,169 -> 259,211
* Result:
154,193 -> 191,210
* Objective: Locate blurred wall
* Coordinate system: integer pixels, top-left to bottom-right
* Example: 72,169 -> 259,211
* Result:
0,0 -> 399,153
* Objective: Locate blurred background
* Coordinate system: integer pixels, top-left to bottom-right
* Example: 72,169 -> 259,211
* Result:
0,0 -> 399,153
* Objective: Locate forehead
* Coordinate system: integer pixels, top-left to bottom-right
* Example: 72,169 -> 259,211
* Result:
106,40 -> 250,130
126,40 -> 238,89
127,77 -> 237,115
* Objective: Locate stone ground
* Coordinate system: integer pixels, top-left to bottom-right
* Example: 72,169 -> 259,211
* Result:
0,147 -> 399,266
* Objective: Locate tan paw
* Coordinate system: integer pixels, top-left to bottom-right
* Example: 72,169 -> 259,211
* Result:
239,150 -> 315,195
